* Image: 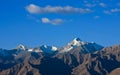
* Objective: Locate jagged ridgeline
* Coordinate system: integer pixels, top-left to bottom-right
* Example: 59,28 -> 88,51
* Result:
0,38 -> 120,75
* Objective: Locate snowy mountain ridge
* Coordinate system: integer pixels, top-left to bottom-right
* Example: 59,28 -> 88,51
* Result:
0,38 -> 104,54
59,38 -> 103,53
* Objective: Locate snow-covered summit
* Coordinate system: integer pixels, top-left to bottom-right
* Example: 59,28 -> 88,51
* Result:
52,46 -> 58,51
68,38 -> 86,46
59,38 -> 103,53
0,38 -> 103,54
16,44 -> 27,50
40,45 -> 58,53
15,44 -> 58,53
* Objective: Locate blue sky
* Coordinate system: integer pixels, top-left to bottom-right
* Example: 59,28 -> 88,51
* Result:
0,0 -> 120,49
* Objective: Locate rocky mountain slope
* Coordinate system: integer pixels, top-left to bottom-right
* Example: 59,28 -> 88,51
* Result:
0,38 -> 120,75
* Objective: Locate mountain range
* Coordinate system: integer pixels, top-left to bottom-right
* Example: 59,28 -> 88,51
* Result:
0,38 -> 120,75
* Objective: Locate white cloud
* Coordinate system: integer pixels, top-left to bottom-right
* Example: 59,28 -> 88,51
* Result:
25,4 -> 41,14
26,4 -> 92,14
41,18 -> 50,23
99,3 -> 106,7
41,18 -> 63,25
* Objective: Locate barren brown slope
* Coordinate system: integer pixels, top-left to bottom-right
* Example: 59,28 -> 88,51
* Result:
0,45 -> 120,75
72,45 -> 120,75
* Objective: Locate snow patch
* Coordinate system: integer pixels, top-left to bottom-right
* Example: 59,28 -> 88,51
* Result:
28,49 -> 33,52
52,46 -> 58,51
17,44 -> 26,50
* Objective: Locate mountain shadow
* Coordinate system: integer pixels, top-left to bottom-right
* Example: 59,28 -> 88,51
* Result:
86,54 -> 120,75
100,55 -> 120,73
30,57 -> 72,75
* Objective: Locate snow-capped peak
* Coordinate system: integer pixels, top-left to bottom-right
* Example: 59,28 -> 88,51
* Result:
16,44 -> 27,50
68,38 -> 86,46
52,46 -> 58,51
59,38 -> 86,53
59,38 -> 103,53
40,45 -> 58,53
73,38 -> 81,41
43,45 -> 47,48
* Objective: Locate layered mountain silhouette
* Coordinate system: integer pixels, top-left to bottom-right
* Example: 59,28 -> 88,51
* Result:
0,38 -> 120,75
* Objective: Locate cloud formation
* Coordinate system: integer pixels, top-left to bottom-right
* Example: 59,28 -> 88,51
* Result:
104,8 -> 120,14
41,18 -> 63,25
26,4 -> 92,14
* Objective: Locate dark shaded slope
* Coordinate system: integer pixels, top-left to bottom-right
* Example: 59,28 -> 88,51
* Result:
72,45 -> 120,75
30,57 -> 72,75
